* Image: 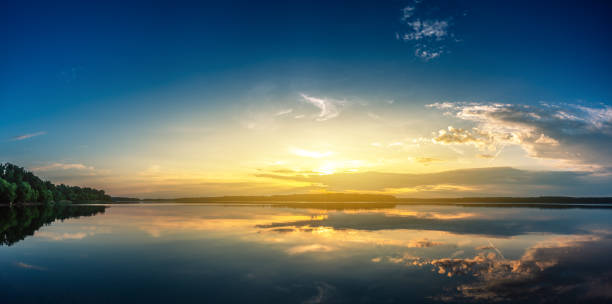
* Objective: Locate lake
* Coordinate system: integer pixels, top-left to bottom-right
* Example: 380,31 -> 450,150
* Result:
1,203 -> 612,303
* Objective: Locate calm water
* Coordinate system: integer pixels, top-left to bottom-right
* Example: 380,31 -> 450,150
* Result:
1,203 -> 612,303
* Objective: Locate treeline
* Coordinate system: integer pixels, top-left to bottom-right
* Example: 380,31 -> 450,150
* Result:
0,163 -> 111,204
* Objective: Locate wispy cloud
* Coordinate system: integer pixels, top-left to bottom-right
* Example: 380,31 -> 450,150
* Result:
275,108 -> 294,116
15,262 -> 47,271
286,244 -> 336,255
31,163 -> 95,171
11,131 -> 46,141
401,6 -> 415,21
300,94 -> 342,121
34,231 -> 88,241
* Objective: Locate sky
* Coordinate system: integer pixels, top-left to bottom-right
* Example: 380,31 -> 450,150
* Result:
2,0 -> 612,198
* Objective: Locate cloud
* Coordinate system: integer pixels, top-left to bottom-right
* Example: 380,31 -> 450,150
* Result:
256,167 -> 612,196
402,20 -> 449,41
421,234 -> 612,302
415,157 -> 442,164
406,238 -> 444,248
413,47 -> 444,60
31,163 -> 95,171
275,108 -> 293,116
378,234 -> 612,301
433,126 -> 492,147
396,3 -> 458,60
15,262 -> 46,271
428,102 -> 612,171
286,244 -> 337,255
300,94 -> 342,121
34,231 -> 88,241
401,6 -> 415,20
11,131 -> 46,141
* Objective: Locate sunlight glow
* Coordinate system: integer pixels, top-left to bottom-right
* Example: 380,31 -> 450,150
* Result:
290,148 -> 334,158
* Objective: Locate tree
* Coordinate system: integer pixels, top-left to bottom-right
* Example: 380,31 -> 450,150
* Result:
0,163 -> 112,203
0,178 -> 17,204
15,181 -> 35,203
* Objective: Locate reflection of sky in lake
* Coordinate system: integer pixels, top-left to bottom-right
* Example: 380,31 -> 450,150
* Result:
1,203 -> 612,303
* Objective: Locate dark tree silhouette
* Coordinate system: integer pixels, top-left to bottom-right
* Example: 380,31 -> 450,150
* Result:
0,163 -> 111,204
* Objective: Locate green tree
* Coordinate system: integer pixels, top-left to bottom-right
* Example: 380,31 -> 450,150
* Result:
15,181 -> 35,203
0,163 -> 112,204
0,178 -> 17,204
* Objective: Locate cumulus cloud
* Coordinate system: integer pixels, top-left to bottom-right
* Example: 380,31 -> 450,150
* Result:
428,102 -> 612,171
396,3 -> 458,60
31,163 -> 95,171
416,234 -> 612,302
300,94 -> 343,121
11,131 -> 46,141
433,126 -> 495,150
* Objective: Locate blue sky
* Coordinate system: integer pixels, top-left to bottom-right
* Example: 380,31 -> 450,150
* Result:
2,0 -> 612,197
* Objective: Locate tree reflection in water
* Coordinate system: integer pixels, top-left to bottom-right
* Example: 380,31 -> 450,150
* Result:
0,204 -> 107,246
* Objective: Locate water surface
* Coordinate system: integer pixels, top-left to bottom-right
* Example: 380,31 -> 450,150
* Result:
1,203 -> 611,303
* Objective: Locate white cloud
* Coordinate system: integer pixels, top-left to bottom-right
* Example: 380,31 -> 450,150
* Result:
428,102 -> 612,171
286,244 -> 336,255
403,20 -> 449,41
367,112 -> 381,120
401,6 -> 415,20
11,131 -> 46,141
414,46 -> 444,60
300,93 -> 342,121
396,2 -> 458,60
275,108 -> 293,116
31,163 -> 95,171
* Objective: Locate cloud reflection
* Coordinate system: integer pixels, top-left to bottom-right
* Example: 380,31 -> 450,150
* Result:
378,233 -> 612,302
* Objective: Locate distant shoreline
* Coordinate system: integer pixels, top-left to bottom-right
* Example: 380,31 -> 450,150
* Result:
4,194 -> 612,208
110,194 -> 612,205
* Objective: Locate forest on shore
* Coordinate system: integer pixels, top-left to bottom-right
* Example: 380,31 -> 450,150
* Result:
0,163 -> 111,204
